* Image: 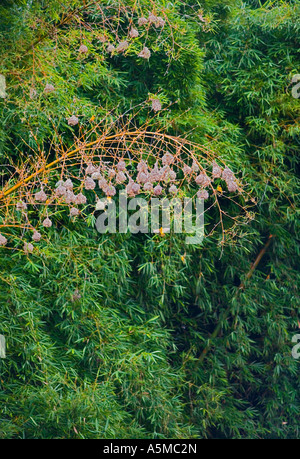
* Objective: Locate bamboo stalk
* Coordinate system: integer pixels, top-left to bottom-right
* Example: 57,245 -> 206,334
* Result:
196,234 -> 274,366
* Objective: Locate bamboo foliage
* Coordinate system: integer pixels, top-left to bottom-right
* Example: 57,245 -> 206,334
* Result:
0,0 -> 299,440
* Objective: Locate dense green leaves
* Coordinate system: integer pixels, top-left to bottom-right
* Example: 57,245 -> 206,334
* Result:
0,0 -> 299,439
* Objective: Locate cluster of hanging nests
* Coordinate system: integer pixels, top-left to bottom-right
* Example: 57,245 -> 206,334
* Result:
0,9 -> 239,252
0,151 -> 241,251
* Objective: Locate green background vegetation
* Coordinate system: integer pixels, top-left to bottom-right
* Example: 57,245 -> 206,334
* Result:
0,0 -> 299,438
